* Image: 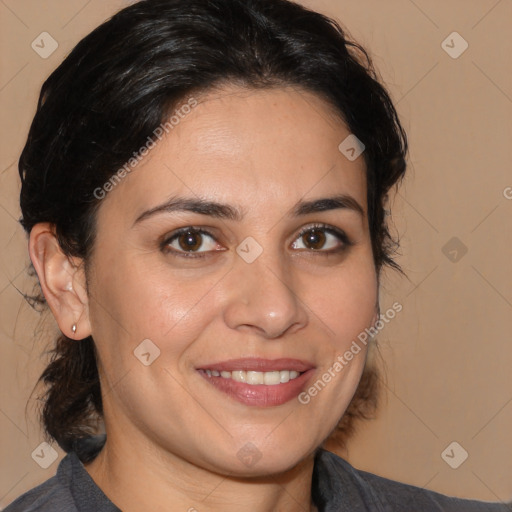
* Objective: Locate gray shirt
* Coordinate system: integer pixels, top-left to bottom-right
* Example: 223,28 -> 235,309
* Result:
4,436 -> 511,511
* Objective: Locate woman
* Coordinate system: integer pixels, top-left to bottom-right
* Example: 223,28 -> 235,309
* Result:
4,0 -> 510,510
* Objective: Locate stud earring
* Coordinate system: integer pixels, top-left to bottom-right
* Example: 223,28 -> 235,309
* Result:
71,324 -> 77,334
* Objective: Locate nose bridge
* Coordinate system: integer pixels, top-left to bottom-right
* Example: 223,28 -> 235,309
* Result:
222,239 -> 308,338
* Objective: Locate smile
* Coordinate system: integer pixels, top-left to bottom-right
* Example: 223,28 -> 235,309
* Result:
201,369 -> 302,385
196,358 -> 315,406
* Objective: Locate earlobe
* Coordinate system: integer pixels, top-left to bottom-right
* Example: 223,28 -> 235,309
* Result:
28,222 -> 92,340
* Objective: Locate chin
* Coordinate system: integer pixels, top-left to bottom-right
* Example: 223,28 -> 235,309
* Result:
203,439 -> 318,478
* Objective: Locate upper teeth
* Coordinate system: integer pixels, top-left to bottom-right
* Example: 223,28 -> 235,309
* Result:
204,369 -> 301,385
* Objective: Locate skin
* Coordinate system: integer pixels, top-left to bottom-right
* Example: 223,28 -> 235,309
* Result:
29,85 -> 379,512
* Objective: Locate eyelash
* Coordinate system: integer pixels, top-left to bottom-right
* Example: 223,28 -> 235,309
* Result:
160,223 -> 353,259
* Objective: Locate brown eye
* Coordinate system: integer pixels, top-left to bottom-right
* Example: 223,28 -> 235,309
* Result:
291,224 -> 352,253
177,230 -> 203,252
301,229 -> 326,250
162,227 -> 219,257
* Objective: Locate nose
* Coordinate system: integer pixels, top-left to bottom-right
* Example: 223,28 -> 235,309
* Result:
222,248 -> 308,339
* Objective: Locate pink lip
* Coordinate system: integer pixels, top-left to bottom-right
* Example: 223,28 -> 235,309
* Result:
196,358 -> 316,407
196,357 -> 315,372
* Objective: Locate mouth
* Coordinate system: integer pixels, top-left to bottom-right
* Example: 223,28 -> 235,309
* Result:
196,358 -> 315,407
198,368 -> 303,385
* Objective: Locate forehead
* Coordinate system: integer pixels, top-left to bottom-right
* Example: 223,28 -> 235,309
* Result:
100,85 -> 367,220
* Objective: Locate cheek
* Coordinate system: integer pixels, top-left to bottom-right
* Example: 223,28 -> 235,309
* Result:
88,255 -> 222,361
302,258 -> 378,349
295,259 -> 377,430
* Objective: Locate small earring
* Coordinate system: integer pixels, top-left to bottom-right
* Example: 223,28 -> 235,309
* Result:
71,324 -> 77,334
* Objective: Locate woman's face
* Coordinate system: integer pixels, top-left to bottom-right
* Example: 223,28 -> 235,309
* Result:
86,85 -> 378,475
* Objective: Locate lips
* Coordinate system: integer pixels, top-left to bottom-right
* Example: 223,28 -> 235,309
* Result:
196,357 -> 315,373
196,358 -> 316,407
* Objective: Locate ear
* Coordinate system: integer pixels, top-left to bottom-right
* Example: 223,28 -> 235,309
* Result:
28,223 -> 92,340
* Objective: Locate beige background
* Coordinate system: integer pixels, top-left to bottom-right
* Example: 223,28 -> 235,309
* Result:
1,0 -> 511,508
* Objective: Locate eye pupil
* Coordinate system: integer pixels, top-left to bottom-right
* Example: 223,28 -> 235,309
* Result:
303,229 -> 326,250
179,231 -> 202,251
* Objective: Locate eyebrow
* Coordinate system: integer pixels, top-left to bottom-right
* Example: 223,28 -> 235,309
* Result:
133,193 -> 364,226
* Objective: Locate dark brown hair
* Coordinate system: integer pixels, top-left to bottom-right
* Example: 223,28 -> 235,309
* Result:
20,0 -> 407,453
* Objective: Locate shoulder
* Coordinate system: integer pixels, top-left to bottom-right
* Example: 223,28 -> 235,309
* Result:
315,449 -> 511,511
3,456 -> 77,512
3,435 -> 117,512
